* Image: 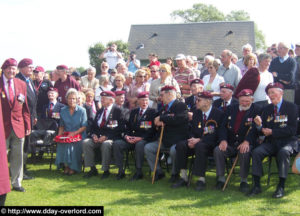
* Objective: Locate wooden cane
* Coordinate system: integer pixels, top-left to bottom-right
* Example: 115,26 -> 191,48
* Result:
152,125 -> 164,184
222,155 -> 239,191
222,126 -> 252,191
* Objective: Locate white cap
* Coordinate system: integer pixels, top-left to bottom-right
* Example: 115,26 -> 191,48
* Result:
175,54 -> 186,60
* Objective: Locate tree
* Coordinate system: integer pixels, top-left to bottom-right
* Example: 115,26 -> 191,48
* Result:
88,40 -> 129,74
170,3 -> 266,50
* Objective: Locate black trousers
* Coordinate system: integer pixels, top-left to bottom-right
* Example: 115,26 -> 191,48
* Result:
176,140 -> 214,177
0,194 -> 7,206
252,142 -> 294,178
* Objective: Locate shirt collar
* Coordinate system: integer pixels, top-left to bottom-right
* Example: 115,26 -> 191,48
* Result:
3,75 -> 12,84
166,99 -> 176,111
276,98 -> 283,111
203,105 -> 212,118
279,55 -> 289,63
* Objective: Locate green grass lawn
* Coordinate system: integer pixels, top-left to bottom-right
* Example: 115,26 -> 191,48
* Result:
5,156 -> 300,216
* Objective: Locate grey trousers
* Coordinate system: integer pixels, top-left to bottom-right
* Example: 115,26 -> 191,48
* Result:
252,142 -> 293,178
6,130 -> 24,188
144,141 -> 177,174
214,145 -> 251,179
113,139 -> 147,172
82,138 -> 113,171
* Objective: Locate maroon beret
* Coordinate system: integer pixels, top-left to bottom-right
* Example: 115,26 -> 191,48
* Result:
220,83 -> 234,91
190,79 -> 204,86
114,91 -> 126,96
265,82 -> 284,94
18,58 -> 33,68
198,91 -> 213,99
34,66 -> 45,73
138,91 -> 149,99
161,85 -> 176,92
237,89 -> 253,97
100,91 -> 116,98
1,58 -> 17,70
56,65 -> 68,70
48,87 -> 58,93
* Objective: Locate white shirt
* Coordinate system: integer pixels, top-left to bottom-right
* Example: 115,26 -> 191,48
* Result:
253,71 -> 274,103
203,74 -> 225,100
203,105 -> 212,119
3,75 -> 15,98
104,51 -> 123,69
97,103 -> 113,127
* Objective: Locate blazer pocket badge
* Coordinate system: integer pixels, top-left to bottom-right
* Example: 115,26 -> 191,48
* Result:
1,91 -> 5,98
17,93 -> 25,104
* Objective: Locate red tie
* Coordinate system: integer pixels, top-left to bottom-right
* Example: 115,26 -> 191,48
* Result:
48,103 -> 54,118
8,80 -> 14,104
164,105 -> 168,111
139,109 -> 143,117
203,114 -> 207,124
100,108 -> 107,128
274,106 -> 278,117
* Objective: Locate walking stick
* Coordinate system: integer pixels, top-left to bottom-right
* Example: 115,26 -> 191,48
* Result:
222,126 -> 252,191
152,125 -> 164,184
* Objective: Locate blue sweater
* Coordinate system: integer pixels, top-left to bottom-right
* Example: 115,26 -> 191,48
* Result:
269,57 -> 297,89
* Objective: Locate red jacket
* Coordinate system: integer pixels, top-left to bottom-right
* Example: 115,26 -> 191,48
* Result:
0,77 -> 31,139
0,99 -> 10,195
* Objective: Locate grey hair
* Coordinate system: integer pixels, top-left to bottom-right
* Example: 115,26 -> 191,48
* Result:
258,53 -> 272,64
99,75 -> 109,86
65,88 -> 78,100
204,55 -> 215,62
87,66 -> 96,74
242,43 -> 253,52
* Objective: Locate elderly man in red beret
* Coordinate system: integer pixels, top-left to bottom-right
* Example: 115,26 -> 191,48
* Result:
0,58 -> 31,192
185,79 -> 204,120
113,92 -> 156,180
54,65 -> 80,105
15,58 -> 37,180
214,89 -> 261,193
82,91 -> 125,179
213,83 -> 238,111
172,91 -> 224,190
248,83 -> 298,198
33,66 -> 53,118
145,86 -> 189,182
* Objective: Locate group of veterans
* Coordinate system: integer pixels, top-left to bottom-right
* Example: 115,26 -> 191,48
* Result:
1,41 -> 300,207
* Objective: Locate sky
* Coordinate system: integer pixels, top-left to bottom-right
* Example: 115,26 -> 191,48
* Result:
0,0 -> 300,70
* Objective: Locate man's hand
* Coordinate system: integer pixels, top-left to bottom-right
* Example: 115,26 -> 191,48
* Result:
272,72 -> 278,77
262,128 -> 272,136
125,135 -> 135,144
187,137 -> 200,149
154,116 -> 164,127
98,136 -> 107,143
92,134 -> 99,143
33,118 -> 37,126
237,141 -> 250,154
254,115 -> 262,127
188,112 -> 193,121
25,130 -> 31,136
219,140 -> 228,152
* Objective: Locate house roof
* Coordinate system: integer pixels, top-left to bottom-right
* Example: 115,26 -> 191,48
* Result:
128,21 -> 255,60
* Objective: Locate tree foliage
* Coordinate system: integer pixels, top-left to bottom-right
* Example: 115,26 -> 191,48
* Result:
170,3 -> 266,50
88,40 -> 129,74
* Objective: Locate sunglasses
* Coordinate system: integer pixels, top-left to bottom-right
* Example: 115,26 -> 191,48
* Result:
159,70 -> 167,72
137,75 -> 145,78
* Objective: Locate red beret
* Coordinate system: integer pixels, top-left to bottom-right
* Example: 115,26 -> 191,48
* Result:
237,89 -> 253,97
138,92 -> 149,99
198,91 -> 213,99
34,66 -> 45,73
56,65 -> 68,70
190,79 -> 204,86
1,58 -> 17,70
265,82 -> 284,94
220,83 -> 234,91
161,85 -> 176,92
48,87 -> 58,93
18,58 -> 33,68
100,91 -> 115,98
114,91 -> 126,96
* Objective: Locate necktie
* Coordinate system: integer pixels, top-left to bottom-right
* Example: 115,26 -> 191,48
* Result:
203,114 -> 207,124
8,80 -> 14,104
274,106 -> 278,117
164,104 -> 168,112
223,101 -> 227,111
139,109 -> 143,117
100,108 -> 107,128
48,103 -> 54,118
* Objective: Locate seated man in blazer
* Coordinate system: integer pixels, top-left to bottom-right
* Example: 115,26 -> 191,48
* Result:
82,91 -> 125,179
185,79 -> 204,120
249,83 -> 298,198
172,91 -> 224,190
113,92 -> 156,180
213,83 -> 238,112
214,89 -> 260,192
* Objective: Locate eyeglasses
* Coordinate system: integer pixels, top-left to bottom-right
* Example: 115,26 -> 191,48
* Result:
115,80 -> 122,82
151,70 -> 158,73
137,75 -> 145,78
208,66 -> 214,69
159,70 -> 167,73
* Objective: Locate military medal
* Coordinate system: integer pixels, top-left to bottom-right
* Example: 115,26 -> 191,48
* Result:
2,91 -> 5,98
198,122 -> 201,128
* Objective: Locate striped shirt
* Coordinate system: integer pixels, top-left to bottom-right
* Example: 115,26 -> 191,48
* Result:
174,67 -> 196,98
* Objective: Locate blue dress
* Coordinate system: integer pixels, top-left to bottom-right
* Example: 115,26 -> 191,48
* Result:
55,105 -> 87,172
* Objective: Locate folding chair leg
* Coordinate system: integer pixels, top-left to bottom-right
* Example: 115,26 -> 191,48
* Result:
187,156 -> 194,187
267,156 -> 272,186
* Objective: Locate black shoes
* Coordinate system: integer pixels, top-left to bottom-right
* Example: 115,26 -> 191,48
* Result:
247,186 -> 262,197
12,186 -> 26,192
154,172 -> 165,181
101,171 -> 110,179
195,180 -> 206,191
272,186 -> 284,198
216,181 -> 225,190
23,173 -> 34,180
171,178 -> 187,188
83,169 -> 98,178
116,172 -> 125,180
169,174 -> 179,183
239,182 -> 250,193
131,172 -> 143,181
